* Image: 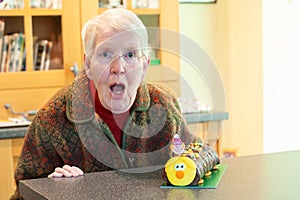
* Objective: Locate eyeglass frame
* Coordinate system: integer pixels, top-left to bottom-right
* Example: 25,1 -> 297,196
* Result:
95,49 -> 147,66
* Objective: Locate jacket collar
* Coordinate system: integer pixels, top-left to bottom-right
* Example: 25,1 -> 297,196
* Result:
66,70 -> 150,124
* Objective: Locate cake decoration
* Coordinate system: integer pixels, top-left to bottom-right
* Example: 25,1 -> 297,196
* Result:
162,134 -> 221,187
170,134 -> 185,156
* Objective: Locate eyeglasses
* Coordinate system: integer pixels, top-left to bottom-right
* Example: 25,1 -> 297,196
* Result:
97,50 -> 145,65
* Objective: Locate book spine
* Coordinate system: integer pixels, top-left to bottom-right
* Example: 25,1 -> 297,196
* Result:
0,20 -> 5,72
4,35 -> 12,72
44,41 -> 53,71
34,40 -> 48,71
10,33 -> 20,72
0,35 -> 9,73
16,33 -> 25,71
6,34 -> 17,72
39,40 -> 48,71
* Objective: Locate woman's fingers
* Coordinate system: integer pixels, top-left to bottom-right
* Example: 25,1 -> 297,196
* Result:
56,166 -> 73,177
63,165 -> 83,176
48,171 -> 63,178
48,165 -> 84,178
71,166 -> 84,176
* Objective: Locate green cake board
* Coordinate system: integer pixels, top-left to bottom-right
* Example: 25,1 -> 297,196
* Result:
160,164 -> 227,189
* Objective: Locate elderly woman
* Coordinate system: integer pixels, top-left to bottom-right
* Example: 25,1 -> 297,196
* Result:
11,8 -> 199,199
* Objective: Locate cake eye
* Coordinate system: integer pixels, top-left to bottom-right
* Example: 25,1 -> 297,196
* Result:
180,164 -> 185,170
175,164 -> 185,171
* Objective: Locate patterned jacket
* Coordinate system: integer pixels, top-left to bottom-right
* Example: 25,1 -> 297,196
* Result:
11,70 -> 196,199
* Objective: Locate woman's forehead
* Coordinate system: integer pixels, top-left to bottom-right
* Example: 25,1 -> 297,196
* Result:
95,31 -> 142,51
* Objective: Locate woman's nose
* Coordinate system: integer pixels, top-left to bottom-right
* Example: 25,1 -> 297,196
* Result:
110,57 -> 125,74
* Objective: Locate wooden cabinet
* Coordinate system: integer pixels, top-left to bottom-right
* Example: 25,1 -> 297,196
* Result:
0,1 -> 82,198
0,0 -> 82,119
0,138 -> 24,200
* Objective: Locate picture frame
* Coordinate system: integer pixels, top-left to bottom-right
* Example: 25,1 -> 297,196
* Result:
179,0 -> 217,3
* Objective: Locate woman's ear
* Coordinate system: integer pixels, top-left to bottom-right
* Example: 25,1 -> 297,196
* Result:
143,56 -> 150,73
84,54 -> 92,79
140,56 -> 150,83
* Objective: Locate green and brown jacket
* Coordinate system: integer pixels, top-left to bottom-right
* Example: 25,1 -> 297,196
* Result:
11,70 -> 196,199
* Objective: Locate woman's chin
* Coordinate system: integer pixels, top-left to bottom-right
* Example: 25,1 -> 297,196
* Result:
111,107 -> 128,114
110,101 -> 130,114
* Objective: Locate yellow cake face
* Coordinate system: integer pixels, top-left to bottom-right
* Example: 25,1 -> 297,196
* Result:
165,156 -> 197,186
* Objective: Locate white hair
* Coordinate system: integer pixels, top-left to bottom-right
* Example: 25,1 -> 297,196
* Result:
81,8 -> 149,63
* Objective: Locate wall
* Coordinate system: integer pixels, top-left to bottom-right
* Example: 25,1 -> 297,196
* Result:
263,0 -> 300,153
179,3 -> 219,107
179,0 -> 263,156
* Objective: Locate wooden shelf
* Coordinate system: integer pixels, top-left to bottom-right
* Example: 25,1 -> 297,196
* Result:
132,8 -> 160,15
0,9 -> 62,16
98,8 -> 160,15
0,70 -> 66,90
27,9 -> 63,16
0,9 -> 26,16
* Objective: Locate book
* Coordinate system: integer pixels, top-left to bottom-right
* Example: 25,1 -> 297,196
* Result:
0,0 -> 24,9
33,37 -> 38,69
44,41 -> 53,71
16,33 -> 25,72
0,35 -> 10,72
0,0 -> 10,9
0,20 -> 5,72
34,40 -> 48,70
9,33 -> 24,72
6,33 -> 17,72
21,46 -> 26,71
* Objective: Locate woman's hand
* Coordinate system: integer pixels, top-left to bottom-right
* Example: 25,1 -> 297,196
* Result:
48,165 -> 84,178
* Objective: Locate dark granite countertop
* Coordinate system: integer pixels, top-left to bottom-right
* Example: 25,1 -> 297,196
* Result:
20,150 -> 300,200
0,125 -> 28,139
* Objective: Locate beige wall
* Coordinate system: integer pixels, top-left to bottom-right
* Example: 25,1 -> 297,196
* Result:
263,0 -> 300,153
179,0 -> 263,156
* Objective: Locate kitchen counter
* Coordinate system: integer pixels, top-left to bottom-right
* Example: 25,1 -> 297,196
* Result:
20,150 -> 300,199
0,125 -> 28,140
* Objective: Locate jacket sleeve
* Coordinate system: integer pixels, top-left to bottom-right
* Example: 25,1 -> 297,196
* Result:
11,90 -> 69,199
10,115 -> 63,199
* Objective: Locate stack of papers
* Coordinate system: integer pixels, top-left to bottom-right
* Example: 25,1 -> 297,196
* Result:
0,118 -> 31,128
178,98 -> 211,114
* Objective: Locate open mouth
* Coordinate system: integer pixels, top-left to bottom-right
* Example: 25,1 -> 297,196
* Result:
110,83 -> 125,95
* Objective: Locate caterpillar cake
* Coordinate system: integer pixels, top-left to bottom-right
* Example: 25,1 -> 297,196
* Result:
162,134 -> 220,186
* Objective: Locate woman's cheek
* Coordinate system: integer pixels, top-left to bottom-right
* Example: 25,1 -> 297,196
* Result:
92,68 -> 109,85
128,67 -> 143,82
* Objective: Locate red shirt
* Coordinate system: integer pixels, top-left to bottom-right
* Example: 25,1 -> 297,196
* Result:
89,80 -> 129,147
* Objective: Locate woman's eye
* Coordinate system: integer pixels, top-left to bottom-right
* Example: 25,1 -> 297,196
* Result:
125,51 -> 135,58
101,51 -> 111,58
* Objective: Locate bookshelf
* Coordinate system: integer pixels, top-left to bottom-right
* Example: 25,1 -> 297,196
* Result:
0,0 -> 82,119
0,1 -> 82,199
